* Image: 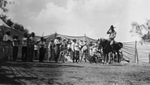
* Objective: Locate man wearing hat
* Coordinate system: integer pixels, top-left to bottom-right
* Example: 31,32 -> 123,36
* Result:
54,37 -> 61,63
107,25 -> 117,46
39,37 -> 46,62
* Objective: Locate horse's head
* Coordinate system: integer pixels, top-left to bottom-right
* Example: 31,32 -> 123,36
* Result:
97,38 -> 106,49
117,42 -> 123,49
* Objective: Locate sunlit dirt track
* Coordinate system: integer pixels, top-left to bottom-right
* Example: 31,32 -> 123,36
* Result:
0,61 -> 150,85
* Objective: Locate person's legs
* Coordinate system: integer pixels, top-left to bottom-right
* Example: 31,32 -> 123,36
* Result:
30,45 -> 34,62
13,47 -> 16,61
22,47 -> 25,61
54,46 -> 60,63
76,51 -> 79,63
80,51 -> 84,62
62,50 -> 66,63
13,46 -> 18,61
24,47 -> 27,61
48,49 -> 50,61
39,48 -> 43,62
34,50 -> 38,60
72,51 -> 75,63
39,47 -> 45,62
42,48 -> 46,62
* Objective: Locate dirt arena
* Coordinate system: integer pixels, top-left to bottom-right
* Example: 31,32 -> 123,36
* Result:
0,61 -> 150,85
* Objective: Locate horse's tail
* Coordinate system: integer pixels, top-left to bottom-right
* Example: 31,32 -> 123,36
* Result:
118,42 -> 123,49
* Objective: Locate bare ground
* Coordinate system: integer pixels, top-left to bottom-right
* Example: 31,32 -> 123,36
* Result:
0,61 -> 150,85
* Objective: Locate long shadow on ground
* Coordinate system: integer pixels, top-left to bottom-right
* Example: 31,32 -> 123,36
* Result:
0,68 -> 21,85
0,61 -> 81,85
0,62 -> 39,85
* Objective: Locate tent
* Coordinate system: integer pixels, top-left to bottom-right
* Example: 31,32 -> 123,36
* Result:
40,33 -> 97,61
44,33 -> 97,45
0,19 -> 24,41
0,25 -> 24,40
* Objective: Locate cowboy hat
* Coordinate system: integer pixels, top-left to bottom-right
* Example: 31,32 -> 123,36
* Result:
110,25 -> 116,29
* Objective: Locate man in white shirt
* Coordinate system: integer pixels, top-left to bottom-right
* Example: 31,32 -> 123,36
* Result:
3,31 -> 13,60
34,43 -> 38,60
71,39 -> 79,63
80,42 -> 88,62
48,41 -> 52,61
54,37 -> 61,63
39,37 -> 46,62
3,31 -> 13,42
28,32 -> 36,62
74,41 -> 80,63
12,35 -> 19,61
22,33 -> 28,61
48,40 -> 55,61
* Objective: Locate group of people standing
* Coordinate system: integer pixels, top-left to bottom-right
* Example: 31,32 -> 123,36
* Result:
0,31 -> 47,62
0,30 -> 91,63
48,37 -> 89,63
21,32 -> 47,62
0,25 -> 119,63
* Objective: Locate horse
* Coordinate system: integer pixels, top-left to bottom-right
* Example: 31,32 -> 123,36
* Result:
98,38 -> 123,64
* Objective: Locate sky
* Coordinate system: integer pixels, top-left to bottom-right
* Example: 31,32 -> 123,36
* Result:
3,0 -> 150,42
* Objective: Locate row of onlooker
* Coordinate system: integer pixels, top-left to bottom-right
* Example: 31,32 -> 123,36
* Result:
0,30 -> 100,63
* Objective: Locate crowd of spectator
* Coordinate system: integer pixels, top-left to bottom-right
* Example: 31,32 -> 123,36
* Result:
0,31 -> 101,63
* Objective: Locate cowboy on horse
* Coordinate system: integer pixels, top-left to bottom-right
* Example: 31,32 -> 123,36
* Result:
107,25 -> 117,49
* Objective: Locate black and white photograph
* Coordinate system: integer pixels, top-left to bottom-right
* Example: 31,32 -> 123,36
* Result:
0,0 -> 150,85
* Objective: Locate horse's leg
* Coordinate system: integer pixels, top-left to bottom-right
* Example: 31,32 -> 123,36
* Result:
108,53 -> 112,64
109,52 -> 113,64
103,53 -> 106,64
108,52 -> 112,64
80,51 -> 83,62
116,51 -> 120,63
106,53 -> 109,64
104,53 -> 107,64
104,53 -> 108,64
101,52 -> 104,64
84,52 -> 87,63
72,51 -> 75,63
111,51 -> 114,63
77,51 -> 79,63
112,51 -> 115,64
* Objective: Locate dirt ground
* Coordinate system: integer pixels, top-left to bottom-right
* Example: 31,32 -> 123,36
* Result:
0,61 -> 150,85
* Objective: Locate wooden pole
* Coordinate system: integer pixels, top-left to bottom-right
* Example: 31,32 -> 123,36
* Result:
27,33 -> 30,62
55,32 -> 57,39
136,41 -> 139,64
149,53 -> 150,63
84,34 -> 88,62
135,40 -> 137,63
84,34 -> 87,43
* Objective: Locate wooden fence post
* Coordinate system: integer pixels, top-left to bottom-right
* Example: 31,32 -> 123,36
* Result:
149,53 -> 150,63
135,41 -> 139,64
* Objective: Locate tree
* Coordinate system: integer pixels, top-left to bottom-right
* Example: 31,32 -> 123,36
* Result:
24,28 -> 29,34
0,0 -> 14,27
130,20 -> 150,43
0,0 -> 14,22
0,1 -> 31,35
6,19 -> 13,27
0,0 -> 13,14
0,0 -> 8,13
13,23 -> 23,30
